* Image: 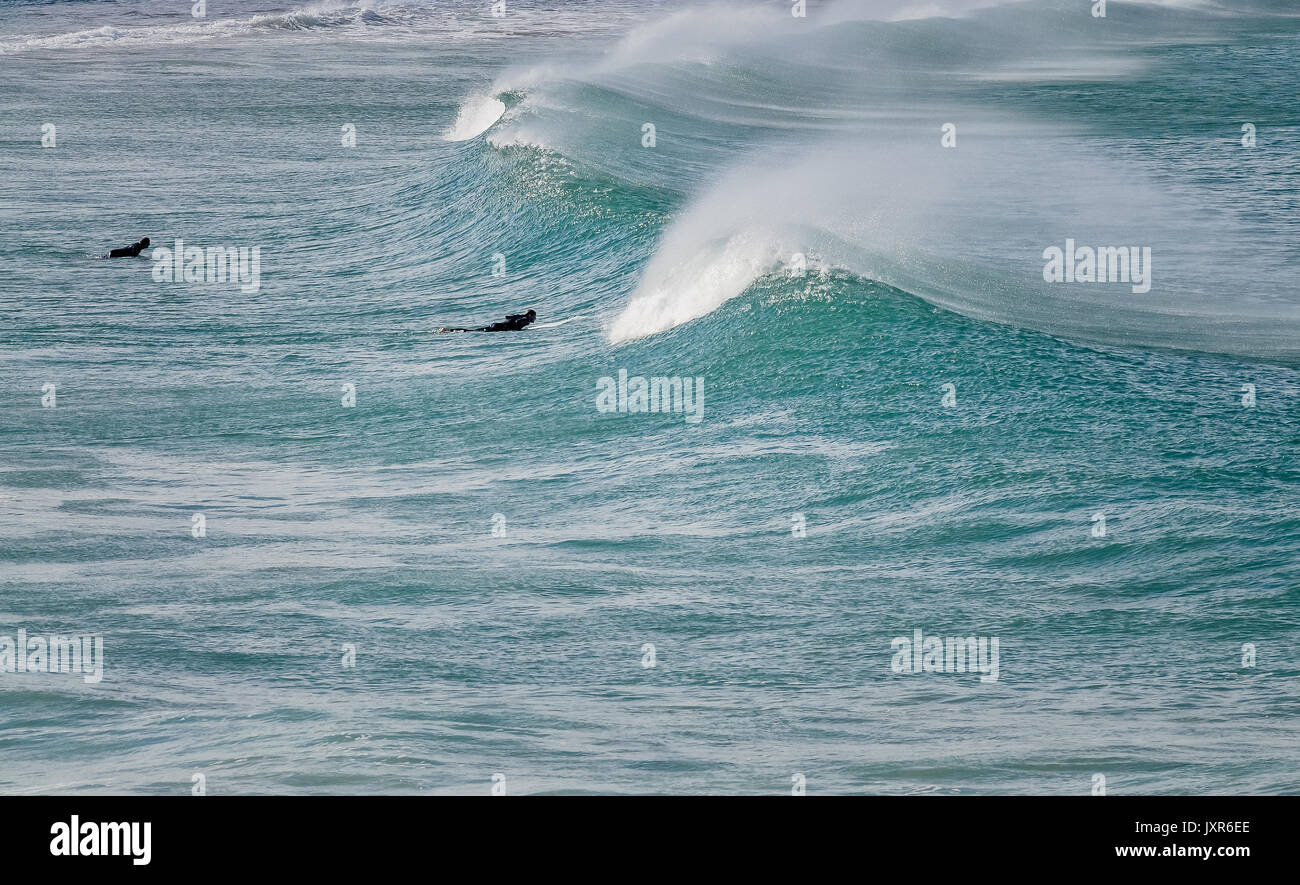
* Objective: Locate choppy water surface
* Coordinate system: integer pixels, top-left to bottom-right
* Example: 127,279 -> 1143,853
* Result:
1,0 -> 1297,794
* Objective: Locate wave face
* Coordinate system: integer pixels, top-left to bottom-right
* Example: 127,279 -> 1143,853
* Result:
3,0 -> 1300,796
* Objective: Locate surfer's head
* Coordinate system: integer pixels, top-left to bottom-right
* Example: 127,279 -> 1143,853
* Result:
525,309 -> 536,322
139,237 -> 150,248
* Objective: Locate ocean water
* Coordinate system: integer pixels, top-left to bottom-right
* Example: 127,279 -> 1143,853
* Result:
1,0 -> 1298,795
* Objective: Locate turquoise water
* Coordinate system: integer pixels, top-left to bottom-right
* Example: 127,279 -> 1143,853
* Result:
1,0 -> 1298,794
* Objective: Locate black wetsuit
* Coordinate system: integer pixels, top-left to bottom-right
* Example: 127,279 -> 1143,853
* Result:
444,312 -> 536,332
109,240 -> 148,258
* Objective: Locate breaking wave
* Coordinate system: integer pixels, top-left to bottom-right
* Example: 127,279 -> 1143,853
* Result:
448,0 -> 1300,359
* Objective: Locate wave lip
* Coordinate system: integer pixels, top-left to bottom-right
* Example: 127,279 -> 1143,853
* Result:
443,95 -> 507,143
608,232 -> 795,343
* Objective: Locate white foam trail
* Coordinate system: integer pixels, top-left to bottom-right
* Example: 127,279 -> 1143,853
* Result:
444,95 -> 507,142
532,314 -> 585,329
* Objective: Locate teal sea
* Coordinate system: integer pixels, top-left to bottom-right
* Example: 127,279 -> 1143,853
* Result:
1,0 -> 1298,794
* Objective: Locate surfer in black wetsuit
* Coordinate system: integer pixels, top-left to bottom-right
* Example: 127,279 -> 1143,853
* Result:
439,309 -> 536,333
108,237 -> 150,258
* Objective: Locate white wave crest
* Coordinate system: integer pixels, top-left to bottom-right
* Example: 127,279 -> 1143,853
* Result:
444,95 -> 507,142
